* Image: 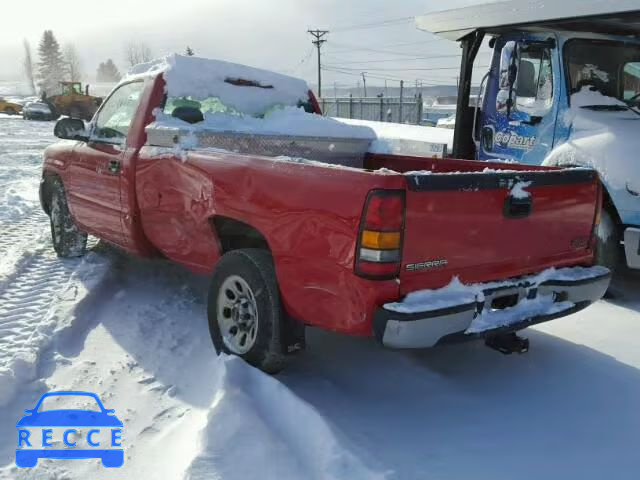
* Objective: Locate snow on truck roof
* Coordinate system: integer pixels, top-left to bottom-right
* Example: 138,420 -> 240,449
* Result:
416,0 -> 640,41
126,54 -> 310,116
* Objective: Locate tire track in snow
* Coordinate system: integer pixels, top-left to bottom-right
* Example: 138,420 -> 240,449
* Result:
0,224 -> 112,407
0,208 -> 50,296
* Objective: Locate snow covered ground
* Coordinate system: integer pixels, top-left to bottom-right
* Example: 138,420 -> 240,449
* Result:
0,114 -> 639,479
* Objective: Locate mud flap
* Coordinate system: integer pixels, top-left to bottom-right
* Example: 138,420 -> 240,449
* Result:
283,315 -> 306,354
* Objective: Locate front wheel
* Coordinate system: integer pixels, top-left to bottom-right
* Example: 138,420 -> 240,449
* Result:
48,179 -> 87,258
208,249 -> 285,373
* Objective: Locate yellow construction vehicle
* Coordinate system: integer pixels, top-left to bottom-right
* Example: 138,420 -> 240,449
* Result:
46,82 -> 102,120
0,97 -> 23,115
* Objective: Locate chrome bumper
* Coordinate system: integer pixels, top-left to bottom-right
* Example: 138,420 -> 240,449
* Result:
374,268 -> 611,349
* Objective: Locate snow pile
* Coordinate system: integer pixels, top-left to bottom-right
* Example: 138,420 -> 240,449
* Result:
128,54 -> 310,116
186,356 -> 385,480
543,86 -> 640,190
510,180 -> 532,199
385,277 -> 478,314
149,106 -> 376,140
0,250 -> 112,408
335,117 -> 453,156
466,296 -> 573,334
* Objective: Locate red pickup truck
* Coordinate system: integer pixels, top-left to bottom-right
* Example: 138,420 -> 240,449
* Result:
41,55 -> 609,372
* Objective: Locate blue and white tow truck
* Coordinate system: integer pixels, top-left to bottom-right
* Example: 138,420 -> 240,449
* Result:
417,0 -> 640,273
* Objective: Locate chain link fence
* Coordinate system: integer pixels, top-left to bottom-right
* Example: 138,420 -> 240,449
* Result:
320,94 -> 424,125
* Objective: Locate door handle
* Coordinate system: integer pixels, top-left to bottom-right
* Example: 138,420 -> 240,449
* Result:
108,160 -> 121,174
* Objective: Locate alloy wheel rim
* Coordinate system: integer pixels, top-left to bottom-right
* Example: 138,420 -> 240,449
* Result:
217,275 -> 259,354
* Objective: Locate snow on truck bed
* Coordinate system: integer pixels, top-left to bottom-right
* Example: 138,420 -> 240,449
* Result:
132,55 -> 452,160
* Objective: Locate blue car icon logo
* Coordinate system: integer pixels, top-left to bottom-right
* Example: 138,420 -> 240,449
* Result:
16,391 -> 123,468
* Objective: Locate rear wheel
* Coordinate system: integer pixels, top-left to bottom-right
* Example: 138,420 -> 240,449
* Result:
48,179 -> 87,258
595,207 -> 622,276
208,249 -> 285,373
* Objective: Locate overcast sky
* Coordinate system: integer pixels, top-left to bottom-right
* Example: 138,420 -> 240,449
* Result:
1,0 -> 492,89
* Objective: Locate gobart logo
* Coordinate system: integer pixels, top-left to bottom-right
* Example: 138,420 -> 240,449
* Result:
15,391 -> 124,468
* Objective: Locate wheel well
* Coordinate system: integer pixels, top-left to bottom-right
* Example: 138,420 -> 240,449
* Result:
211,216 -> 271,254
601,184 -> 622,226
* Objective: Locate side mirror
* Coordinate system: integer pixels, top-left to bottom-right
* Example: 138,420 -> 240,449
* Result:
497,41 -> 519,117
54,118 -> 88,141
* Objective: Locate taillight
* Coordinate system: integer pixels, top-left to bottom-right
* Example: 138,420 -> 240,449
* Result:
355,190 -> 405,279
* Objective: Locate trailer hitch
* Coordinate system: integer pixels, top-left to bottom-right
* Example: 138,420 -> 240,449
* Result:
485,332 -> 529,355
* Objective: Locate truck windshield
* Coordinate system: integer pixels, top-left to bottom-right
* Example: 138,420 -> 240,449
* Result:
565,39 -> 640,105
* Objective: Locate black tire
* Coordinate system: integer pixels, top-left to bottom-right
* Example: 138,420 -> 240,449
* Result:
208,249 -> 285,373
48,178 -> 87,258
595,207 -> 622,276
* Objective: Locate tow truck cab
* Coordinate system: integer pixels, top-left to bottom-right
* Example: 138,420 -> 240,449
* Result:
417,1 -> 640,271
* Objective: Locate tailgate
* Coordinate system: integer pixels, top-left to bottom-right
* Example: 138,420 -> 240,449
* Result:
399,169 -> 599,294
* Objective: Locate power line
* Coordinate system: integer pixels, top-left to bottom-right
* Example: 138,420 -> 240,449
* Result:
384,38 -> 448,47
324,65 -> 491,72
321,66 -> 456,86
291,47 -> 315,74
324,50 -> 492,63
327,41 -> 447,58
308,29 -> 329,98
323,53 -> 489,65
330,16 -> 413,32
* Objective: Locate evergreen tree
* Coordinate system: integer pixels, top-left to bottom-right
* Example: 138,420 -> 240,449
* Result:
37,30 -> 65,96
185,46 -> 195,56
96,59 -> 122,82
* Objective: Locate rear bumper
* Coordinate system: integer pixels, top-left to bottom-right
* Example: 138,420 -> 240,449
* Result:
624,227 -> 640,270
374,267 -> 610,349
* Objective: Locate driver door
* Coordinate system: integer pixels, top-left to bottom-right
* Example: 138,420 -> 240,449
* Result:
67,81 -> 144,247
478,37 -> 559,165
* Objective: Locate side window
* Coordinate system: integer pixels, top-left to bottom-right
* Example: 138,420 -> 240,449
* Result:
92,82 -> 144,143
623,63 -> 640,101
515,46 -> 553,116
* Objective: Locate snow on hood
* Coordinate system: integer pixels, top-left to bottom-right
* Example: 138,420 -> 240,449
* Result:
126,54 -> 310,116
543,87 -> 640,190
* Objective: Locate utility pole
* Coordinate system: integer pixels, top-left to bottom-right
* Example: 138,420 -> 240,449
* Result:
361,72 -> 368,97
308,29 -> 329,98
399,80 -> 404,123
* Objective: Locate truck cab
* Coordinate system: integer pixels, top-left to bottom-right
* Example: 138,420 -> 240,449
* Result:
417,1 -> 640,273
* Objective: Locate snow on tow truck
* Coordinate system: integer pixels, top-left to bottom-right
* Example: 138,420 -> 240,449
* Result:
40,54 -> 608,372
416,0 -> 640,275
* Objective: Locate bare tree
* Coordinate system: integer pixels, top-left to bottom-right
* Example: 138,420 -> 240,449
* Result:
125,41 -> 153,68
62,43 -> 82,82
22,39 -> 36,95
